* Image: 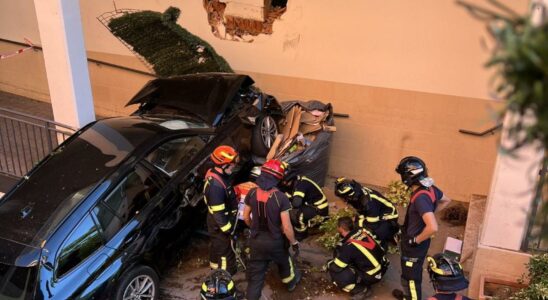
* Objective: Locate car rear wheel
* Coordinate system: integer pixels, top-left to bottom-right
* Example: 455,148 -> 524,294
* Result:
115,265 -> 159,300
251,115 -> 278,156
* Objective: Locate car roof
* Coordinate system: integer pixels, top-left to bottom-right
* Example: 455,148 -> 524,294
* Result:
0,116 -> 210,249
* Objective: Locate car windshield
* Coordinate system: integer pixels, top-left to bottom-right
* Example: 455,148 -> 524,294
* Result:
0,263 -> 37,300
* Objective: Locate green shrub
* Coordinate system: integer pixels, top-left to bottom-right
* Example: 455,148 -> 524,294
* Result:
385,180 -> 411,208
316,208 -> 355,251
108,7 -> 233,77
509,253 -> 548,300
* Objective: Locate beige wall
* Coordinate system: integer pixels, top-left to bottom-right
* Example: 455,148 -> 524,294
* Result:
1,0 -> 529,100
468,245 -> 530,298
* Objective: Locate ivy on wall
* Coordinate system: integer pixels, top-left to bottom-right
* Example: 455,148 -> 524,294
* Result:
108,7 -> 233,77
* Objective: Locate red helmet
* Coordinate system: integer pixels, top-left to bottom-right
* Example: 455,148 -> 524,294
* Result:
261,159 -> 286,179
211,145 -> 238,165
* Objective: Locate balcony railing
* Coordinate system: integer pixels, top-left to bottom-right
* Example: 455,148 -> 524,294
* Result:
0,108 -> 76,178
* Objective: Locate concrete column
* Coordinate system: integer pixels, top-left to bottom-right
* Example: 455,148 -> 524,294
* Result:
33,0 -> 95,128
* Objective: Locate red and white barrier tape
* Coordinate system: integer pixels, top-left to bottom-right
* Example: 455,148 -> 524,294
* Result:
0,38 -> 35,60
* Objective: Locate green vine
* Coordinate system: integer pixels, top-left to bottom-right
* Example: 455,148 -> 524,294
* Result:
108,7 -> 233,77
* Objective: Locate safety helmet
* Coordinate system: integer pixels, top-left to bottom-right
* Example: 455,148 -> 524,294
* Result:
334,177 -> 362,203
200,269 -> 236,300
395,156 -> 428,187
250,166 -> 261,179
427,253 -> 469,292
211,145 -> 238,166
261,159 -> 286,180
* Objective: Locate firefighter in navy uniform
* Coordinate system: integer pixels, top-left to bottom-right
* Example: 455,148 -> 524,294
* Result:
243,159 -> 301,300
392,156 -> 451,300
204,145 -> 240,275
426,253 -> 471,300
335,177 -> 399,248
326,216 -> 389,298
282,168 -> 329,240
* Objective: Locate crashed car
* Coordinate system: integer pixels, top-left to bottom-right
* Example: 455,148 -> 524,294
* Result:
0,73 -> 332,299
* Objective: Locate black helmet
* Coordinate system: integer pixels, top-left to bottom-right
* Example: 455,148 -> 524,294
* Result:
427,253 -> 469,292
200,269 -> 237,300
395,156 -> 428,186
334,177 -> 363,203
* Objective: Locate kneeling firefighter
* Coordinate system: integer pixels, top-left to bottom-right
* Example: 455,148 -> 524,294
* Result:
326,216 -> 389,298
426,253 -> 470,300
204,145 -> 239,275
200,269 -> 238,300
243,159 -> 301,300
335,177 -> 399,248
282,167 -> 329,240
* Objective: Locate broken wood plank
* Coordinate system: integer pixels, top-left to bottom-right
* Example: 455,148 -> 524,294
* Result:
266,134 -> 284,160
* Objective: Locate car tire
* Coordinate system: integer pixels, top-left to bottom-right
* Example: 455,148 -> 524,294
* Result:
115,265 -> 160,300
251,115 -> 278,157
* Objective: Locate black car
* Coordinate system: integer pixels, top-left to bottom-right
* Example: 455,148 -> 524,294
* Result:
0,74 -> 283,300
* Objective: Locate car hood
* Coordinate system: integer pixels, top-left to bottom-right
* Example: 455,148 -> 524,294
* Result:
126,73 -> 254,125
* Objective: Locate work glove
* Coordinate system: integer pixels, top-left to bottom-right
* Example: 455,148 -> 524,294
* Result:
407,236 -> 419,247
291,241 -> 300,258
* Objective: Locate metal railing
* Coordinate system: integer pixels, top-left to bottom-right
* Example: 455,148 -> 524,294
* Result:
0,108 -> 77,178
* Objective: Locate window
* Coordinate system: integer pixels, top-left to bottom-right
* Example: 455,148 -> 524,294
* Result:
0,263 -> 37,300
103,166 -> 160,225
93,203 -> 122,241
57,214 -> 103,277
146,136 -> 207,176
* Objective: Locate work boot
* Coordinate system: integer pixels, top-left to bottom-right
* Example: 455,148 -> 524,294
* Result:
392,289 -> 405,300
287,270 -> 302,292
350,284 -> 372,299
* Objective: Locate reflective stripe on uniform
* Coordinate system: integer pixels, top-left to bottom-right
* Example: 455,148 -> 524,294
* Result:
202,282 -> 208,292
220,222 -> 232,232
209,203 -> 226,212
210,262 -> 219,269
334,258 -> 348,268
382,214 -> 399,220
227,280 -> 234,291
316,202 -> 328,210
409,280 -> 418,300
221,257 -> 227,270
366,216 -> 380,222
293,191 -> 305,198
295,212 -> 307,232
342,283 -> 356,292
406,261 -> 413,267
350,241 -> 381,275
282,257 -> 295,283
358,215 -> 365,228
370,193 -> 398,217
302,176 -> 327,208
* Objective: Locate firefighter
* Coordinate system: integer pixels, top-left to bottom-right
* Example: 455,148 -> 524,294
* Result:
392,156 -> 451,300
426,253 -> 470,300
282,167 -> 329,240
326,216 -> 389,298
243,159 -> 301,300
204,145 -> 240,275
200,269 -> 239,300
334,177 -> 399,248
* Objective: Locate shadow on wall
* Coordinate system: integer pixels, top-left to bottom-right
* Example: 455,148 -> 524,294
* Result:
203,0 -> 288,42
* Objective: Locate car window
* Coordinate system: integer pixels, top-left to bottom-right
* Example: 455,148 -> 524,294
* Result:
0,263 -> 38,300
145,136 -> 207,176
103,166 -> 160,225
57,214 -> 103,277
92,202 -> 122,241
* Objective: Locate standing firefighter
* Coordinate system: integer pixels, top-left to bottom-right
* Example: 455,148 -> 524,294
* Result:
335,177 -> 399,248
326,216 -> 389,298
243,159 -> 301,300
392,156 -> 451,300
204,145 -> 239,275
282,169 -> 329,240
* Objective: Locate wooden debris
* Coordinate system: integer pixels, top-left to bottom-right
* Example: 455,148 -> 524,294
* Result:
266,134 -> 284,160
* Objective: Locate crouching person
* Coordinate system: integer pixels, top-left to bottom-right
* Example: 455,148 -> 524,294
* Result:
326,216 -> 389,298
